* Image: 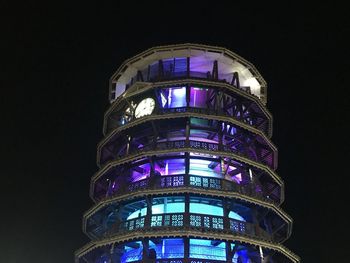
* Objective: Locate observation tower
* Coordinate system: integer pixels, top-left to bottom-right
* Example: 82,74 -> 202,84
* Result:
75,44 -> 299,263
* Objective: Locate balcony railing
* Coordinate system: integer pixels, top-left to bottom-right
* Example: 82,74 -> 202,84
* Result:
102,212 -> 271,242
107,105 -> 269,136
97,174 -> 279,205
102,138 -> 275,170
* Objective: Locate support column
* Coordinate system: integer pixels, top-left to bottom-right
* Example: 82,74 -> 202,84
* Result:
145,196 -> 152,228
186,84 -> 190,108
223,198 -> 230,231
142,238 -> 150,262
186,57 -> 190,78
252,207 -> 261,238
218,121 -> 223,151
184,193 -> 190,228
185,152 -> 190,187
226,241 -> 232,262
184,237 -> 190,262
185,118 -> 190,147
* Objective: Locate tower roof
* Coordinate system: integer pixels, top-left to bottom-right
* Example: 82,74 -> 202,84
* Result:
110,43 -> 267,104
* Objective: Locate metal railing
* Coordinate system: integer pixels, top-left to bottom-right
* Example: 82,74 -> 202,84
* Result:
98,174 -> 279,205
102,211 -> 271,242
102,139 -> 274,170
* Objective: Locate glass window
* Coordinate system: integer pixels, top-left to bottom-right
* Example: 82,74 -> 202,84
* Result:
190,87 -> 210,108
189,239 -> 226,261
190,197 -> 223,216
152,197 -> 185,214
118,241 -> 143,263
228,211 -> 246,222
131,163 -> 151,182
159,87 -> 186,108
154,158 -> 185,176
149,238 -> 184,259
189,129 -> 218,143
189,158 -> 221,178
125,200 -> 147,220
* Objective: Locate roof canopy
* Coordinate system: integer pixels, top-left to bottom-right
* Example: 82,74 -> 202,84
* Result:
110,44 -> 267,104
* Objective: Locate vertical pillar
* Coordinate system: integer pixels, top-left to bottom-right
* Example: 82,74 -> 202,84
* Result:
184,193 -> 190,262
186,84 -> 190,108
185,152 -> 190,187
184,237 -> 190,262
185,118 -> 190,147
186,57 -> 190,78
145,196 -> 152,228
218,121 -> 223,151
142,238 -> 150,262
226,241 -> 233,262
252,207 -> 261,238
223,198 -> 230,231
212,60 -> 218,80
184,193 -> 190,224
158,59 -> 164,80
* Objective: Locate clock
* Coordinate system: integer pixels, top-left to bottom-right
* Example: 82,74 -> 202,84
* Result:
135,98 -> 155,118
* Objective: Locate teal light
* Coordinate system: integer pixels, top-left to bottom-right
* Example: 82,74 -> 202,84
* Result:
189,239 -> 226,261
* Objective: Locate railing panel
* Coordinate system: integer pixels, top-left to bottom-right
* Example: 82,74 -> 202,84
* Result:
151,213 -> 184,227
99,174 -> 279,206
102,211 -> 271,241
121,216 -> 146,231
189,213 -> 224,230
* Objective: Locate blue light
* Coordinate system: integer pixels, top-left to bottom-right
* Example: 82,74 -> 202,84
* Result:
120,241 -> 143,263
149,238 -> 184,259
160,87 -> 186,108
228,211 -> 246,222
170,87 -> 186,108
152,202 -> 185,214
190,203 -> 223,216
189,239 -> 226,261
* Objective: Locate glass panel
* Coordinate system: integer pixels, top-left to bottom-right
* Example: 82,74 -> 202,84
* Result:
228,211 -> 246,222
190,117 -> 211,127
189,239 -> 226,261
149,238 -> 184,259
189,158 -> 221,178
190,87 -> 209,108
159,87 -> 186,108
131,163 -> 151,182
124,200 -> 147,220
117,241 -> 143,263
189,197 -> 223,216
189,129 -> 218,143
154,158 -> 185,176
152,197 -> 185,214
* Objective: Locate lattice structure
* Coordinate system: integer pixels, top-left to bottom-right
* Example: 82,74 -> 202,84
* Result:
75,44 -> 299,263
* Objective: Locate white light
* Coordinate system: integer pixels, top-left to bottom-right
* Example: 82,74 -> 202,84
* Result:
259,246 -> 264,260
249,168 -> 253,181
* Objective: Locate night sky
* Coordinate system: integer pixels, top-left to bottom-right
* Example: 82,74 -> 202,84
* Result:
1,2 -> 349,263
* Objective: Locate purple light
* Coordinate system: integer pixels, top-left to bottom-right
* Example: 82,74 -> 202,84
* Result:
190,87 -> 208,108
131,163 -> 151,182
154,159 -> 185,176
162,87 -> 186,108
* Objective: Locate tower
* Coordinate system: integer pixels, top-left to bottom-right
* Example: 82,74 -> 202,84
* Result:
75,44 -> 299,263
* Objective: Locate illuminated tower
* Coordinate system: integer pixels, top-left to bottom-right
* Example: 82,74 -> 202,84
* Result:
75,44 -> 299,263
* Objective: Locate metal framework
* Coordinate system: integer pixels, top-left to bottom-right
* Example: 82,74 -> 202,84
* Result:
75,44 -> 299,263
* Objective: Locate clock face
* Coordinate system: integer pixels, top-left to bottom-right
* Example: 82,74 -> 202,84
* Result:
135,98 -> 155,118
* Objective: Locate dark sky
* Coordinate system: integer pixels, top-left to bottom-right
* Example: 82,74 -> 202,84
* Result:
1,2 -> 349,263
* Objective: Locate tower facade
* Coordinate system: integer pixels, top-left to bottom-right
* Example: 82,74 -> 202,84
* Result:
75,44 -> 299,263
